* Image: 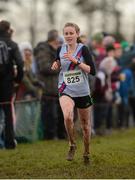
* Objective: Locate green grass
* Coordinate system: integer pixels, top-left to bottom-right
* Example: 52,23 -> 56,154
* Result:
0,128 -> 135,179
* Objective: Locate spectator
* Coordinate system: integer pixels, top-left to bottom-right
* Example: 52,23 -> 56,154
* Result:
117,66 -> 132,128
90,32 -> 106,69
93,69 -> 108,135
34,29 -> 66,140
16,42 -> 42,100
0,109 -> 4,148
0,20 -> 23,149
129,62 -> 135,126
99,45 -> 118,132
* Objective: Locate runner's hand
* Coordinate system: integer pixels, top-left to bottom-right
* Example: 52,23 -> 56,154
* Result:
63,52 -> 77,64
51,61 -> 60,70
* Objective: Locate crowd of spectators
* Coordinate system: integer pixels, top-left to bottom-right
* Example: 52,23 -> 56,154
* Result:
1,20 -> 135,149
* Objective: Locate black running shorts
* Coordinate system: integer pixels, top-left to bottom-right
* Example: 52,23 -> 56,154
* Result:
59,93 -> 93,109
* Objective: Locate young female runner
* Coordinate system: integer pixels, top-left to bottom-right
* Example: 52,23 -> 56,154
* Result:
51,22 -> 96,164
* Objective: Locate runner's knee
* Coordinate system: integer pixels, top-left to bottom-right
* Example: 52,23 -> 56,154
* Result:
63,109 -> 74,122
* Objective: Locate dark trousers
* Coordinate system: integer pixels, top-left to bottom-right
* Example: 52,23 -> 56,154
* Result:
94,102 -> 113,135
94,103 -> 108,129
106,103 -> 113,129
117,103 -> 129,128
0,80 -> 16,148
41,95 -> 66,139
94,104 -> 104,129
129,97 -> 135,125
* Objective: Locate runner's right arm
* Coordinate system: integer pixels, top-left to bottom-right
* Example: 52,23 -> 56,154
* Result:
51,47 -> 61,70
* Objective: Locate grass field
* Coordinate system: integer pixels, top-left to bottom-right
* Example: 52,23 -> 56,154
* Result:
0,128 -> 135,179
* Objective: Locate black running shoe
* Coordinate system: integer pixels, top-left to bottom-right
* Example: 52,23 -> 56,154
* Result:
83,154 -> 90,165
66,145 -> 77,161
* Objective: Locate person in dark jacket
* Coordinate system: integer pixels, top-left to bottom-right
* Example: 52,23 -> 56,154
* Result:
0,20 -> 24,149
34,29 -> 66,139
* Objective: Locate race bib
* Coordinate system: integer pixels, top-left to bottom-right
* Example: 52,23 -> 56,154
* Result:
63,70 -> 84,85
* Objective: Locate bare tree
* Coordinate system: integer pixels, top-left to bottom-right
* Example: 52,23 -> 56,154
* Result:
100,0 -> 109,31
75,0 -> 100,34
29,0 -> 38,46
44,0 -> 57,29
111,0 -> 122,38
132,13 -> 135,42
75,0 -> 123,37
0,0 -> 9,13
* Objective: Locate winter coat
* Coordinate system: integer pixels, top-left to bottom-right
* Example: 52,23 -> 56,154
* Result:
34,41 -> 59,96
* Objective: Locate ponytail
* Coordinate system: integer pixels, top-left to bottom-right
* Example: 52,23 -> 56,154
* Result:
77,36 -> 83,43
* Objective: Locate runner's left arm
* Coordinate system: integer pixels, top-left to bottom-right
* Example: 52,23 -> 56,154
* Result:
81,46 -> 96,75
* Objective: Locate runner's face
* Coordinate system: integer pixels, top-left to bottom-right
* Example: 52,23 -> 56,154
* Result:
63,26 -> 79,45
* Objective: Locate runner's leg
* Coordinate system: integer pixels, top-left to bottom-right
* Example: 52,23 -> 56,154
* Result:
59,95 -> 75,146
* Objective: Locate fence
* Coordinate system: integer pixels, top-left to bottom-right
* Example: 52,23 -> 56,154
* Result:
0,99 -> 43,144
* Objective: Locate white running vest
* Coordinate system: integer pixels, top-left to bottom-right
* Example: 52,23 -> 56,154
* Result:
58,43 -> 90,97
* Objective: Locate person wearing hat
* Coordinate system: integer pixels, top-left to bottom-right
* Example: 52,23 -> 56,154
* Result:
0,20 -> 24,149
